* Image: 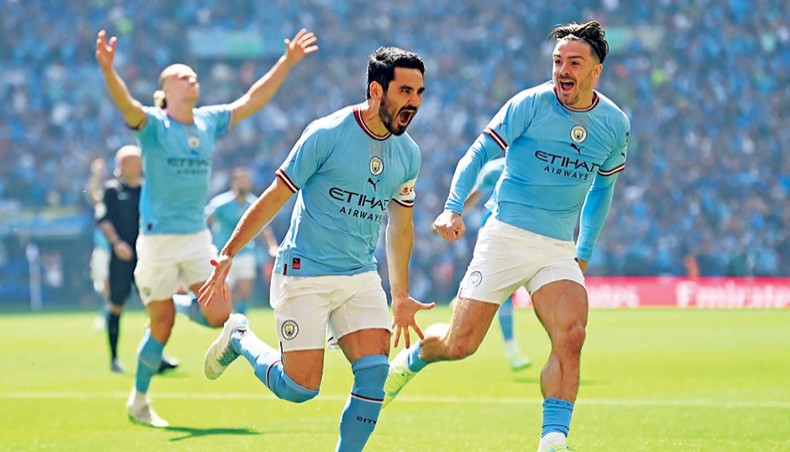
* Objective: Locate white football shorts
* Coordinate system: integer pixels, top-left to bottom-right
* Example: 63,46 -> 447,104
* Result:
458,218 -> 585,304
269,271 -> 391,352
134,229 -> 216,305
90,246 -> 110,293
227,252 -> 256,287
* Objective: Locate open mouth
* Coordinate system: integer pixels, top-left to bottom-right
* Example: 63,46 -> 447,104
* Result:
398,109 -> 416,124
559,80 -> 575,91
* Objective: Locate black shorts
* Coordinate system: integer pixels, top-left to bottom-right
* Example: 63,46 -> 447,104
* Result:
108,256 -> 137,306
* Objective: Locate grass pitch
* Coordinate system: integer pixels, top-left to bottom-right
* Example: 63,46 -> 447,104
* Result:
1,306 -> 788,451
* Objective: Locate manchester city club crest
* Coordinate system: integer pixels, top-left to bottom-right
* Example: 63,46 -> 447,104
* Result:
466,271 -> 483,288
188,135 -> 200,149
370,156 -> 384,175
570,125 -> 587,143
281,320 -> 299,340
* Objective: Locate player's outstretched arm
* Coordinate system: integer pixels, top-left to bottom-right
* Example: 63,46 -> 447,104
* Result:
387,202 -> 435,348
228,28 -> 319,126
199,177 -> 293,306
95,30 -> 146,128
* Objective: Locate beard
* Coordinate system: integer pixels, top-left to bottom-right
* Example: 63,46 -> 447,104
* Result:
379,93 -> 416,136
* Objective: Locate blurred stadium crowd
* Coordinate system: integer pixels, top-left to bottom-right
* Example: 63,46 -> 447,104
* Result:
0,0 -> 787,304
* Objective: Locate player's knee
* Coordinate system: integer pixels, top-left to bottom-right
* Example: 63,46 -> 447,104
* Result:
266,370 -> 320,404
204,310 -> 231,328
554,322 -> 586,356
149,316 -> 174,338
447,338 -> 479,360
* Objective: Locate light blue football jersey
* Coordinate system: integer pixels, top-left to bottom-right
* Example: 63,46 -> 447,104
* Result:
274,105 -> 421,276
445,82 -> 630,257
135,105 -> 231,234
206,190 -> 258,255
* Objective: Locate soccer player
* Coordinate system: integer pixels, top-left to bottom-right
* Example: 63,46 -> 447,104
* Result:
92,146 -> 179,375
85,157 -> 111,319
383,21 -> 630,452
206,167 -> 279,314
95,27 -> 318,427
199,46 -> 433,452
463,157 -> 531,371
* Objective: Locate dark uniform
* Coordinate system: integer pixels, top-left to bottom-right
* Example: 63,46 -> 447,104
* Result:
96,178 -> 141,305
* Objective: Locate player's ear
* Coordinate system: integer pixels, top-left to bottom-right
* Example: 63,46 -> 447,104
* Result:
593,63 -> 603,79
369,81 -> 383,101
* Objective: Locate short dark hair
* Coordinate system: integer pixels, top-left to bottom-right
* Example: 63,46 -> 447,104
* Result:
549,20 -> 609,64
366,47 -> 426,99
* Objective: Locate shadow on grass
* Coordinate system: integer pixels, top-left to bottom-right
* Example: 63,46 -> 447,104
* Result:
164,425 -> 260,442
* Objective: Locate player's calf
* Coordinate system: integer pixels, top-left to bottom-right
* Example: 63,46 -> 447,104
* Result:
337,355 -> 388,451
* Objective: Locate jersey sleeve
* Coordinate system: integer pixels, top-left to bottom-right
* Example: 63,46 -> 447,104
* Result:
275,122 -> 331,193
444,91 -> 538,214
199,105 -> 233,137
483,89 -> 538,153
135,106 -> 163,144
392,144 -> 421,208
598,115 -> 630,176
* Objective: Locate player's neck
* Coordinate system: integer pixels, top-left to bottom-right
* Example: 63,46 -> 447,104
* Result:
358,102 -> 389,138
566,90 -> 597,111
119,174 -> 141,187
165,102 -> 195,124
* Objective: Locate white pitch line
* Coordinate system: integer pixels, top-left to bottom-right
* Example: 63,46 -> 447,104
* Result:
1,391 -> 788,409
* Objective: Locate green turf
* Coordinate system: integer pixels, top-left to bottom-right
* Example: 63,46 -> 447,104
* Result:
1,307 -> 788,451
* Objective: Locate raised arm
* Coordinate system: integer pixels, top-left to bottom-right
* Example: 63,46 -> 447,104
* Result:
95,30 -> 146,128
228,29 -> 319,127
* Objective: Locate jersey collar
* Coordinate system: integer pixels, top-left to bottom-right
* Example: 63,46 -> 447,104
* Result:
353,104 -> 391,141
553,87 -> 600,112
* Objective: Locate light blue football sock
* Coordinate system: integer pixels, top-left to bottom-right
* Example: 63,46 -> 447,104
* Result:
542,397 -> 574,436
134,329 -> 163,394
498,295 -> 515,341
232,331 -> 318,403
173,294 -> 210,326
406,343 -> 428,372
336,355 -> 388,452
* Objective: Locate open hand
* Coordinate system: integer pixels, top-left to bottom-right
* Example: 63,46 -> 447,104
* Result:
95,30 -> 117,70
391,296 -> 435,349
198,255 -> 233,306
283,29 -> 319,64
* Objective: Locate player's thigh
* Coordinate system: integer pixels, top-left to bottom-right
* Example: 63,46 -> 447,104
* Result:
281,348 -> 325,391
457,219 -> 542,304
527,248 -> 587,336
446,297 -> 500,352
531,279 -> 588,339
135,233 -> 181,304
328,271 -> 391,359
270,273 -> 332,353
179,230 -> 218,288
337,329 -> 390,363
